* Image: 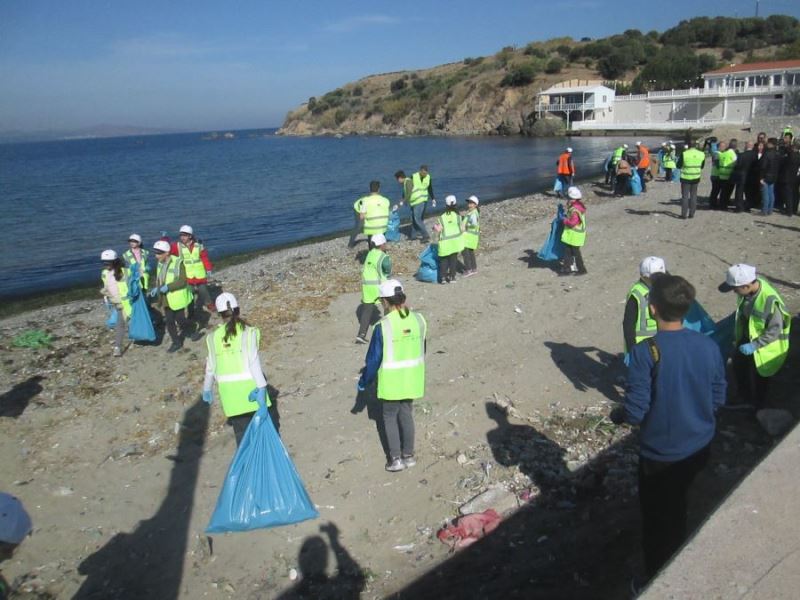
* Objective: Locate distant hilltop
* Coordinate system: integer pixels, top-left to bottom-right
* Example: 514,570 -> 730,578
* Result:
279,15 -> 800,137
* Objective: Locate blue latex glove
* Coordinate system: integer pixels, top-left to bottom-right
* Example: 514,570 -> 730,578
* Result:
159,284 -> 169,293
357,382 -> 366,392
202,390 -> 212,404
623,353 -> 631,367
739,342 -> 756,356
248,387 -> 267,404
148,288 -> 159,298
206,270 -> 213,277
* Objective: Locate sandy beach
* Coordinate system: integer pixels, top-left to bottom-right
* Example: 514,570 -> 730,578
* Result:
2,169 -> 799,599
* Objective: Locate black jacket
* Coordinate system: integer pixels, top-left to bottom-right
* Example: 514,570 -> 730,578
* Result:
734,149 -> 757,183
759,148 -> 780,184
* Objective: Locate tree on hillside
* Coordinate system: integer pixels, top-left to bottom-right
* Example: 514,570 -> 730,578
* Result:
597,49 -> 634,80
632,47 -> 716,92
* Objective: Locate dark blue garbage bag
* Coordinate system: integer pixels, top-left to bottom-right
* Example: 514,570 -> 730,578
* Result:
385,211 -> 401,242
206,397 -> 318,533
630,170 -> 642,195
416,244 -> 439,283
127,264 -> 156,342
537,204 -> 565,262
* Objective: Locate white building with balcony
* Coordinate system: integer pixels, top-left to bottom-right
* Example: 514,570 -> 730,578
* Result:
564,59 -> 800,132
535,84 -> 615,128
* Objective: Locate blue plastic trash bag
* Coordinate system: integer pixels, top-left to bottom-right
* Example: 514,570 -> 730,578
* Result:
385,211 -> 401,242
105,304 -> 118,329
657,151 -> 665,176
683,301 -> 716,335
206,397 -> 318,533
672,168 -> 680,182
629,170 -> 642,195
537,204 -> 565,262
415,244 -> 439,282
553,177 -> 563,194
127,264 -> 156,342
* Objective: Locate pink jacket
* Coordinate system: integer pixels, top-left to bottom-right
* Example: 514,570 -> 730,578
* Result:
562,199 -> 586,228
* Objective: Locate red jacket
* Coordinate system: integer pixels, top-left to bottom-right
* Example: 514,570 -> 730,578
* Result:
170,241 -> 213,284
562,199 -> 586,228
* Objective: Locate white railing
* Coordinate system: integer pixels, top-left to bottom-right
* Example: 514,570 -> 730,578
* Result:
537,102 -> 595,112
616,84 -> 793,102
571,117 -> 750,131
614,94 -> 647,102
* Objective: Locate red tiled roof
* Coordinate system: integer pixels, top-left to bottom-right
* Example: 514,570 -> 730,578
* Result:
704,59 -> 800,75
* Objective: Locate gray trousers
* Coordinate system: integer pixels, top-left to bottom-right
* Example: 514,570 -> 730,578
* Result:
381,400 -> 415,459
462,248 -> 477,271
114,314 -> 126,349
357,302 -> 380,338
680,181 -> 699,217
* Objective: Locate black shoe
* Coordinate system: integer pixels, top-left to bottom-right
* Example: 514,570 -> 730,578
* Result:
167,341 -> 183,353
189,330 -> 204,342
574,270 -> 588,276
557,270 -> 571,276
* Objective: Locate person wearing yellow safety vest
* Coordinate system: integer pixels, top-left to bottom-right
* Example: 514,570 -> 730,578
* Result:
100,249 -> 131,357
717,139 -> 738,210
719,264 -> 791,409
677,140 -> 706,219
609,143 -> 628,191
357,279 -> 427,472
707,140 -> 726,210
356,233 -> 392,344
202,292 -> 269,446
662,144 -> 677,182
394,166 -> 436,242
354,180 -> 391,247
460,195 -> 480,277
149,240 -> 201,353
623,257 -> 667,364
559,186 -> 587,276
434,195 -> 464,284
122,234 -> 151,291
171,225 -> 215,325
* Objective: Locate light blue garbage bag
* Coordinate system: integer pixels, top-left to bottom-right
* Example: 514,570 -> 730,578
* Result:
630,170 -> 642,195
105,304 -> 118,329
672,168 -> 680,182
126,263 -> 156,342
385,211 -> 402,242
537,204 -> 565,262
553,177 -> 563,195
683,302 -> 736,359
206,396 -> 319,533
416,243 -> 439,283
683,301 -> 716,334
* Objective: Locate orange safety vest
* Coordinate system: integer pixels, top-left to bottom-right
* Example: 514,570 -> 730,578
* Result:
557,153 -> 574,176
638,146 -> 650,168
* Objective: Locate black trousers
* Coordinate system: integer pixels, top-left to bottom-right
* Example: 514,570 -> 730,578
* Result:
719,180 -> 735,209
639,444 -> 710,578
228,413 -> 254,446
562,245 -> 586,273
732,350 -> 771,408
462,248 -> 477,271
164,306 -> 191,344
439,253 -> 458,282
708,176 -> 721,208
357,302 -> 381,338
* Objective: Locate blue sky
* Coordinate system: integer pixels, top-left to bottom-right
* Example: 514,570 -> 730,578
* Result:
1,0 -> 798,132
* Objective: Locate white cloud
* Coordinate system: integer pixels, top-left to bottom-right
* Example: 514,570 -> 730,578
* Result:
323,14 -> 400,34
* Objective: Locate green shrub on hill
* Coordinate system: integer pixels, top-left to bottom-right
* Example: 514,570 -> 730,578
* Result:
501,61 -> 538,87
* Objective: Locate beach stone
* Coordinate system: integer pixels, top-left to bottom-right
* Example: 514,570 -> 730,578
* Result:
459,485 -> 518,516
756,409 -> 794,437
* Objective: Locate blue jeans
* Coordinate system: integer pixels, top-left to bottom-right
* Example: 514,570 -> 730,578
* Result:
410,202 -> 429,240
761,182 -> 775,214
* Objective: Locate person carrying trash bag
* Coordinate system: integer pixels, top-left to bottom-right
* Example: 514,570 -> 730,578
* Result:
623,257 -> 667,365
559,186 -> 587,276
202,292 -> 269,446
357,279 -> 427,472
100,249 -> 132,357
434,195 -> 464,284
357,233 -> 392,344
719,263 -> 791,409
149,240 -> 201,353
122,234 -> 151,291
460,195 -> 480,276
537,203 -> 566,262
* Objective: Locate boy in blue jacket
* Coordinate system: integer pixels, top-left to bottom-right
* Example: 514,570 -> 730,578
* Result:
614,273 -> 726,581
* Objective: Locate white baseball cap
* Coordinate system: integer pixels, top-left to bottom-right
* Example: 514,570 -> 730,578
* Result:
636,141 -> 642,146
0,493 -> 32,545
153,240 -> 171,253
379,279 -> 403,298
719,264 -> 757,291
467,195 -> 479,205
128,234 -> 142,244
445,195 -> 457,206
100,249 -> 117,261
566,186 -> 582,200
623,143 -> 629,149
179,225 -> 194,235
371,233 -> 387,246
214,292 -> 239,313
566,147 -> 573,153
639,256 -> 666,277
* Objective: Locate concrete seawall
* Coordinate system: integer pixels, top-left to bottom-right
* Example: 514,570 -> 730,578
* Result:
643,422 -> 800,599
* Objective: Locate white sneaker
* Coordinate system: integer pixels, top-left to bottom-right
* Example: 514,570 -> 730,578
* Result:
112,346 -> 122,357
385,458 -> 406,472
355,335 -> 368,344
402,455 -> 416,468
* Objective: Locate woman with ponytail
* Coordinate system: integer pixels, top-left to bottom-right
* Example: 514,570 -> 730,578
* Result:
357,279 -> 427,472
202,292 -> 269,445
